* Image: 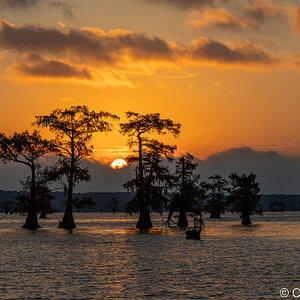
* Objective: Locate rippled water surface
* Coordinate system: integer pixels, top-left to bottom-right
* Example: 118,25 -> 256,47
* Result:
1,212 -> 300,299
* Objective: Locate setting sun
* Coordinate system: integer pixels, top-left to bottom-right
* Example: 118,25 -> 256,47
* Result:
111,159 -> 127,169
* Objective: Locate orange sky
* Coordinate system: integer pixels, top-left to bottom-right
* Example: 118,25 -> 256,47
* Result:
0,0 -> 300,163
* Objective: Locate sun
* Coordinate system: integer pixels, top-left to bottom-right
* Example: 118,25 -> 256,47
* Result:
111,159 -> 127,169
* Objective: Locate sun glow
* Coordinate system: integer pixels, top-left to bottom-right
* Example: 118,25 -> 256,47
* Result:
111,159 -> 127,169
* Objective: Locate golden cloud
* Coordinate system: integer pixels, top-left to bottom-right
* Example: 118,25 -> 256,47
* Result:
13,53 -> 92,79
188,8 -> 248,29
0,18 -> 282,86
290,6 -> 300,35
188,1 -> 284,30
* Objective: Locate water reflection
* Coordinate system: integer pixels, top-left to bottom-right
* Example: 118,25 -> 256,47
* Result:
0,212 -> 300,299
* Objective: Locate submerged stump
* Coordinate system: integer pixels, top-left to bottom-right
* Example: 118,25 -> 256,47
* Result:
185,214 -> 204,240
186,229 -> 201,240
177,208 -> 188,228
241,214 -> 252,226
209,211 -> 221,219
136,206 -> 152,230
22,210 -> 41,230
58,208 -> 76,229
40,211 -> 47,219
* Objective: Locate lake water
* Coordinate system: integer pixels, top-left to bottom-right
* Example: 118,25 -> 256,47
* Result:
0,212 -> 299,299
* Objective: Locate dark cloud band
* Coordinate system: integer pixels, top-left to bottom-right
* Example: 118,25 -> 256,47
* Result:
0,20 -> 175,65
0,19 -> 276,68
143,0 -> 218,9
0,0 -> 73,17
0,0 -> 38,9
191,38 -> 275,65
14,53 -> 92,79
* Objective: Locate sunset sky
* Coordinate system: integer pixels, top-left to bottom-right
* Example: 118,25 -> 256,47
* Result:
0,0 -> 300,192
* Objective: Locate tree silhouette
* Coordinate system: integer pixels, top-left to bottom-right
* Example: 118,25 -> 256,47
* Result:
1,200 -> 15,214
120,112 -> 181,230
14,171 -> 57,219
109,197 -> 119,213
124,139 -> 176,218
227,173 -> 261,225
0,130 -> 53,229
73,197 -> 95,211
167,154 -> 200,228
34,105 -> 119,229
201,175 -> 228,218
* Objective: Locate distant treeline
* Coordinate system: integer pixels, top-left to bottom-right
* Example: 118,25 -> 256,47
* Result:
0,191 -> 299,213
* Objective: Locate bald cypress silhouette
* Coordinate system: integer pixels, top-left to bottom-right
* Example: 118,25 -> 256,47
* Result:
120,112 -> 181,230
167,154 -> 200,228
124,139 -> 176,220
109,197 -> 119,213
227,173 -> 261,225
0,130 -> 53,229
201,175 -> 228,219
14,171 -> 56,219
35,105 -> 119,229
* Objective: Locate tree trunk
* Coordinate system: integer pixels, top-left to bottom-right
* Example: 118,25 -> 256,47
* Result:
40,211 -> 47,218
177,158 -> 188,228
23,208 -> 40,229
59,205 -> 76,229
135,135 -> 152,230
22,165 -> 40,229
136,203 -> 152,230
210,210 -> 221,219
58,184 -> 76,229
241,214 -> 251,225
59,154 -> 76,229
166,208 -> 174,226
177,208 -> 188,228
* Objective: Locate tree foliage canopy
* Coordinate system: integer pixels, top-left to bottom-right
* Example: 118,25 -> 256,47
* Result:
171,154 -> 201,213
120,111 -> 181,142
13,173 -> 56,216
124,139 -> 176,214
0,130 -> 53,167
201,175 -> 228,217
34,105 -> 119,159
34,105 -> 119,187
227,173 -> 261,216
